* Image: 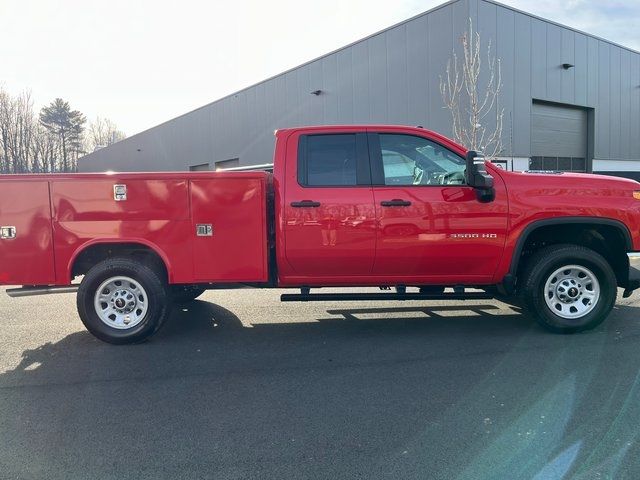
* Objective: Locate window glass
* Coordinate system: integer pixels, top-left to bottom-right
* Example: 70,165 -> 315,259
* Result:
214,158 -> 239,171
189,163 -> 210,171
304,134 -> 357,186
379,134 -> 466,186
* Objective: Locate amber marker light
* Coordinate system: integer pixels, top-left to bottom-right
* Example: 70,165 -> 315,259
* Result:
634,191 -> 640,200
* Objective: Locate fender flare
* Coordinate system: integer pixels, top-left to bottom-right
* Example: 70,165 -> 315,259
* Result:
509,216 -> 633,277
67,238 -> 173,282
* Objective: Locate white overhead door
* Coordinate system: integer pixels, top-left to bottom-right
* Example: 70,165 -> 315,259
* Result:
530,102 -> 588,172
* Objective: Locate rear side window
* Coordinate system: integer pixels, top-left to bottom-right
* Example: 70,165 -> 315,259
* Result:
298,134 -> 358,186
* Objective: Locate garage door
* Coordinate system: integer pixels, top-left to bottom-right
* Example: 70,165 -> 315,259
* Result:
530,102 -> 588,172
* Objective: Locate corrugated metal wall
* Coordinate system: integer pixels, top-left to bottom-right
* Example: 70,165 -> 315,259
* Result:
470,0 -> 640,166
79,0 -> 640,173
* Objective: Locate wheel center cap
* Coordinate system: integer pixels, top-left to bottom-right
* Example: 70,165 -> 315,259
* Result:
568,287 -> 579,298
115,298 -> 126,308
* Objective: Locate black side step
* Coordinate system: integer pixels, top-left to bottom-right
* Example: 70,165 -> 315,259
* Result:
280,292 -> 494,302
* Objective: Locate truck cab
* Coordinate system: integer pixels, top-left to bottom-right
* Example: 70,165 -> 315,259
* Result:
273,126 -> 508,288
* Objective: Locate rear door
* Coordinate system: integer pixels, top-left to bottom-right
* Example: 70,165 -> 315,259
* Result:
282,131 -> 376,277
368,131 -> 508,282
0,180 -> 55,285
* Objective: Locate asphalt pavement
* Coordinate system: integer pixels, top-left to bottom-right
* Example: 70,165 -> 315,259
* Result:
1,287 -> 640,480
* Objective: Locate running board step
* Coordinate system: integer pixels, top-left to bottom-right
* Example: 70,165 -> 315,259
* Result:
6,286 -> 79,298
280,292 -> 494,302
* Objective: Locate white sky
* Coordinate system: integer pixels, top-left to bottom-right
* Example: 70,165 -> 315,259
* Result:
1,0 -> 638,135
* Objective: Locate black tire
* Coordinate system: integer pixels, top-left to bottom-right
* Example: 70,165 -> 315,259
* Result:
171,285 -> 206,304
76,258 -> 171,344
520,244 -> 617,333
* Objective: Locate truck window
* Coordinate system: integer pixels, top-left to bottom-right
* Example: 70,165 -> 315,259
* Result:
299,134 -> 358,186
378,134 -> 466,186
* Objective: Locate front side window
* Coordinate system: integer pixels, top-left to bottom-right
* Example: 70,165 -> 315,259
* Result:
379,134 -> 466,186
299,134 -> 357,186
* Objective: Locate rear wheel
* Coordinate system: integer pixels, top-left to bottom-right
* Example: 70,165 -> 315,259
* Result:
520,244 -> 617,333
77,258 -> 170,344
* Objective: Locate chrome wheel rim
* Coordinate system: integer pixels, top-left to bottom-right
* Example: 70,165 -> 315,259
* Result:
543,265 -> 600,319
93,276 -> 148,329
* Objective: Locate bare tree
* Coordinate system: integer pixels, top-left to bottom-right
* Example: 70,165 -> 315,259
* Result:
11,92 -> 36,173
32,124 -> 59,173
0,89 -> 40,173
86,116 -> 126,152
440,19 -> 504,158
0,89 -> 12,173
0,87 -> 124,173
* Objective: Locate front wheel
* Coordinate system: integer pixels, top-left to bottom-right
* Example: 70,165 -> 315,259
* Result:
520,244 -> 617,333
76,258 -> 171,344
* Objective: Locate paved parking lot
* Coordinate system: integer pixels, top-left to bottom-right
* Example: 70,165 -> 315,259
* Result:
1,287 -> 640,479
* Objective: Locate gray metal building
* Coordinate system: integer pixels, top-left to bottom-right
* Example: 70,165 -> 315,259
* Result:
79,0 -> 640,178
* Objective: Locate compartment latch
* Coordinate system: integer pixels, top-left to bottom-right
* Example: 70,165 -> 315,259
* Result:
0,226 -> 16,239
196,224 -> 213,237
113,184 -> 127,201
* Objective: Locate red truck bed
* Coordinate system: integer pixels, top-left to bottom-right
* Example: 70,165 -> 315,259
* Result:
0,172 -> 270,286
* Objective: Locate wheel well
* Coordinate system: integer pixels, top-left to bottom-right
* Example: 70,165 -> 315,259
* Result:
71,243 -> 168,282
515,223 -> 629,288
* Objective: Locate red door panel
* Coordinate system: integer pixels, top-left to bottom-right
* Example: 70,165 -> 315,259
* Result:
0,181 -> 55,285
368,130 -> 508,283
190,177 -> 268,282
372,184 -> 508,280
281,130 -> 376,277
284,191 -> 376,276
51,179 -> 190,221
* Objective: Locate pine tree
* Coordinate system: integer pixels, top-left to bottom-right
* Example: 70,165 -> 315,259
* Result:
39,98 -> 86,172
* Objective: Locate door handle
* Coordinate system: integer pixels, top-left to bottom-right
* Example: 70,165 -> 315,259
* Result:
380,199 -> 412,207
291,200 -> 321,208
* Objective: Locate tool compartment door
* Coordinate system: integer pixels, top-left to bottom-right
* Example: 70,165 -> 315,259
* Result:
189,175 -> 268,282
0,181 -> 55,285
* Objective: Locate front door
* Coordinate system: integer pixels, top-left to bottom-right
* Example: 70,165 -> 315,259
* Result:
282,131 -> 376,278
368,132 -> 508,283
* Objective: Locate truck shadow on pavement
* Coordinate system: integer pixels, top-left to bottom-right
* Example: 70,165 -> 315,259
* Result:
2,300 -> 640,479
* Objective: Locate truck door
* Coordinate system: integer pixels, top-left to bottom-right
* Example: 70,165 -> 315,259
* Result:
0,180 -> 55,285
282,131 -> 376,277
368,132 -> 508,283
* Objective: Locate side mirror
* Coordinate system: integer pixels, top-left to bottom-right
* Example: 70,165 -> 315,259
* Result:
465,150 -> 495,203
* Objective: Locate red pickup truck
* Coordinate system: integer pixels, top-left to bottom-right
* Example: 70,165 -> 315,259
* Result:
1,125 -> 640,343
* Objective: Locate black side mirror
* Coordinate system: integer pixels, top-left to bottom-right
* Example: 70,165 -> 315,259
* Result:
465,150 -> 495,203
